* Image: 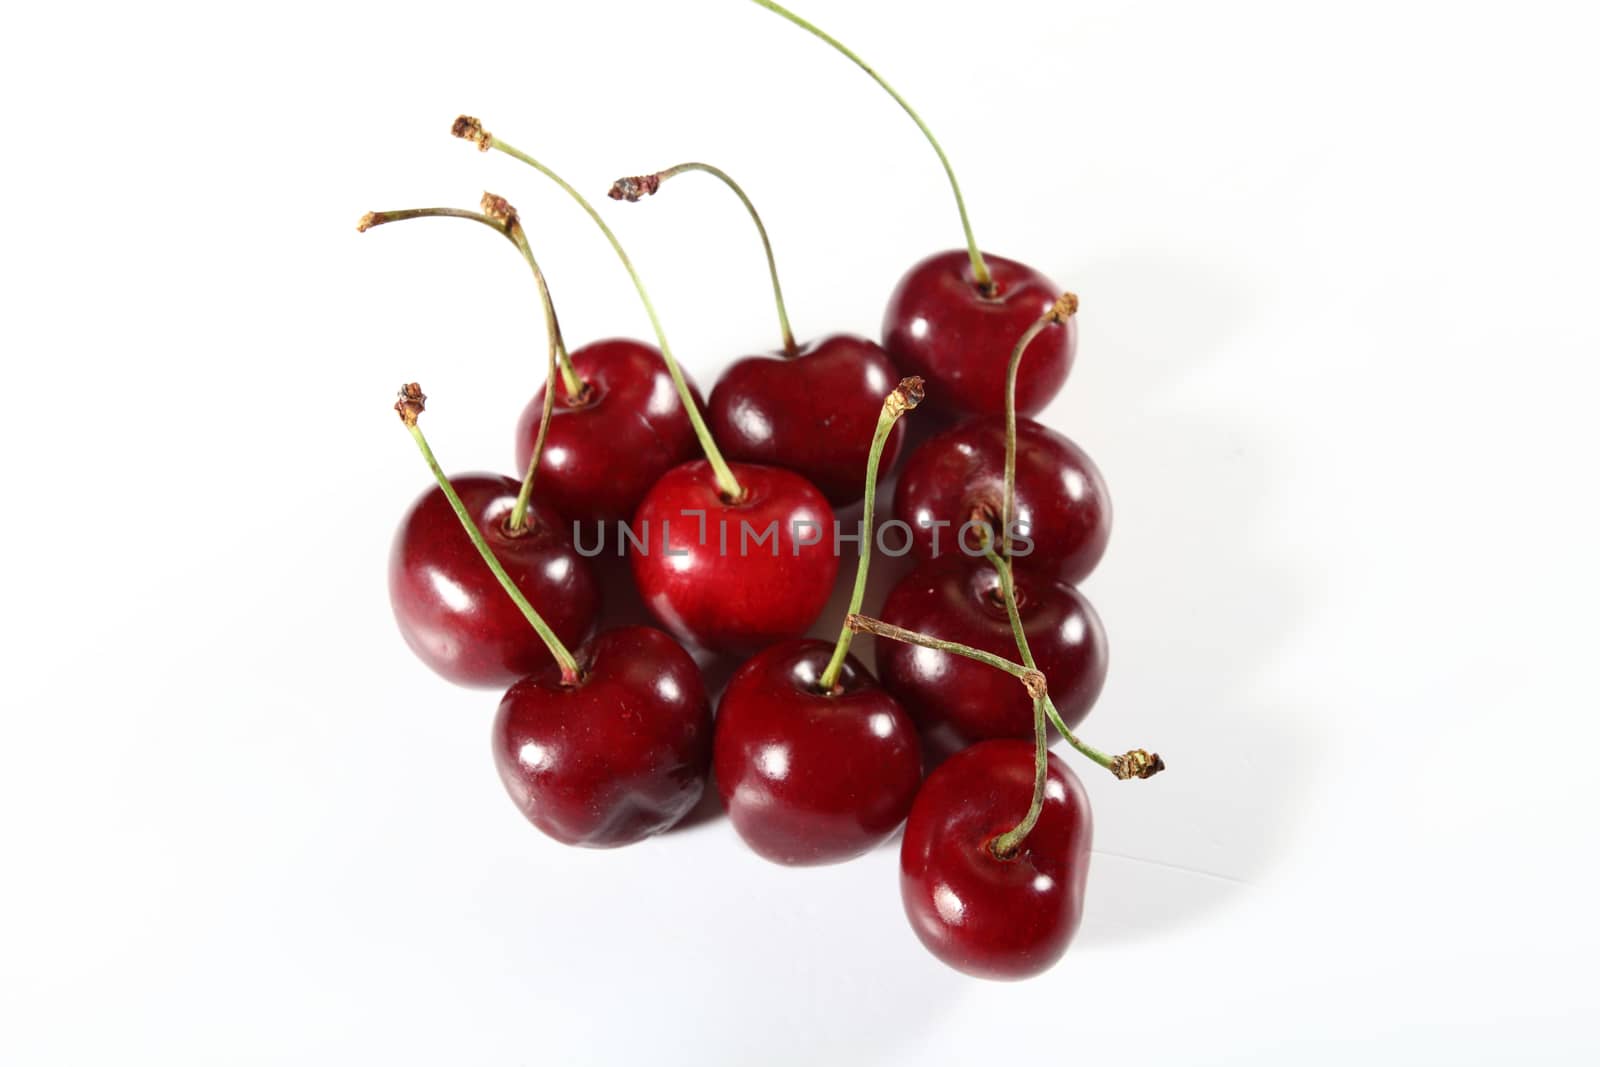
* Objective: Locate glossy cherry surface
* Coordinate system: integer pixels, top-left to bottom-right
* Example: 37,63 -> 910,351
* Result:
493,626 -> 712,848
875,556 -> 1107,752
389,473 -> 598,688
630,460 -> 839,654
901,740 -> 1093,980
707,333 -> 905,505
514,338 -> 704,525
894,415 -> 1110,584
883,250 -> 1074,417
713,639 -> 922,865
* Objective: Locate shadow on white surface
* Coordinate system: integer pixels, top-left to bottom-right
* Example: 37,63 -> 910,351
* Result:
1052,250 -> 1324,945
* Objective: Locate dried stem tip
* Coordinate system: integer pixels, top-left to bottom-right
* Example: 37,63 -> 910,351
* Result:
356,211 -> 380,233
480,191 -> 518,224
451,115 -> 492,151
1110,749 -> 1165,780
395,383 -> 427,426
886,375 -> 926,417
608,174 -> 661,202
1050,291 -> 1080,322
1020,670 -> 1049,704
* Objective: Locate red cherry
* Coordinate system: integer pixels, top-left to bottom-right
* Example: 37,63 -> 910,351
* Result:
707,333 -> 906,505
875,556 -> 1107,752
894,415 -> 1110,584
630,461 -> 839,654
901,739 -> 1093,979
713,639 -> 922,865
389,473 -> 597,688
492,626 -> 711,847
514,338 -> 704,525
883,250 -> 1074,417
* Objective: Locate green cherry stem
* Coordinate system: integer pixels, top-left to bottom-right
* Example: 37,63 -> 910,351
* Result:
610,162 -> 797,356
746,0 -> 991,290
851,608 -> 1160,780
356,204 -> 585,400
817,377 -> 925,692
479,194 -> 565,534
990,693 -> 1050,859
452,117 -> 745,501
845,614 -> 1048,699
1000,293 -> 1078,558
394,384 -> 582,685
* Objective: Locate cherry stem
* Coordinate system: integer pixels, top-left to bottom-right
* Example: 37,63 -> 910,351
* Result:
393,385 -> 582,685
846,614 -> 1047,698
357,206 -> 585,400
611,163 -> 797,356
817,377 -> 925,692
746,0 -> 991,290
854,599 -> 1162,783
1001,293 -> 1078,558
452,118 -> 745,501
990,693 -> 1050,859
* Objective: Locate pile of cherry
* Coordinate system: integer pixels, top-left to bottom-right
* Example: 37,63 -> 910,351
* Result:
361,1 -> 1161,981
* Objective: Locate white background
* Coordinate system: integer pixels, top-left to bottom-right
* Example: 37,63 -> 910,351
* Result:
3,1 -> 1597,1062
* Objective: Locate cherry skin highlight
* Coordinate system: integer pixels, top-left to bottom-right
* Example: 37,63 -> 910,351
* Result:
875,556 -> 1107,753
492,626 -> 712,848
629,460 -> 839,655
514,338 -> 705,525
894,415 -> 1111,584
389,473 -> 598,688
707,333 -> 906,505
883,250 -> 1074,417
900,740 -> 1093,980
713,639 -> 922,865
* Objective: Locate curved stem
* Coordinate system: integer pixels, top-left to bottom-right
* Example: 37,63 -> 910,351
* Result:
746,0 -> 990,289
846,614 -> 1046,695
981,547 -> 1128,776
1001,294 -> 1077,557
394,385 -> 581,685
459,122 -> 744,500
990,694 -> 1049,859
357,207 -> 584,398
818,377 -> 924,691
613,162 -> 797,355
507,219 -> 562,533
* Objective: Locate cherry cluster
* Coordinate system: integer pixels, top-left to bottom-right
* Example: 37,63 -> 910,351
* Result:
361,0 -> 1161,981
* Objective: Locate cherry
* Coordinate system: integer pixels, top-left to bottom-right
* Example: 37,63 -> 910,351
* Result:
449,123 -> 844,655
884,251 -> 1074,417
708,333 -> 904,505
610,164 -> 904,505
895,414 -> 1110,584
747,0 -> 1075,417
494,625 -> 712,847
875,555 -> 1107,752
391,387 -> 712,847
900,740 -> 1092,980
630,460 -> 838,654
711,380 -> 924,863
713,640 -> 921,864
513,338 -> 704,524
389,473 -> 597,687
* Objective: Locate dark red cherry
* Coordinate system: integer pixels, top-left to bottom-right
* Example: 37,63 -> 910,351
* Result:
492,626 -> 711,848
894,415 -> 1110,584
389,473 -> 598,688
630,461 -> 839,655
883,250 -> 1074,417
514,338 -> 704,525
707,333 -> 905,505
875,556 -> 1106,752
901,740 -> 1093,980
713,639 -> 922,865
